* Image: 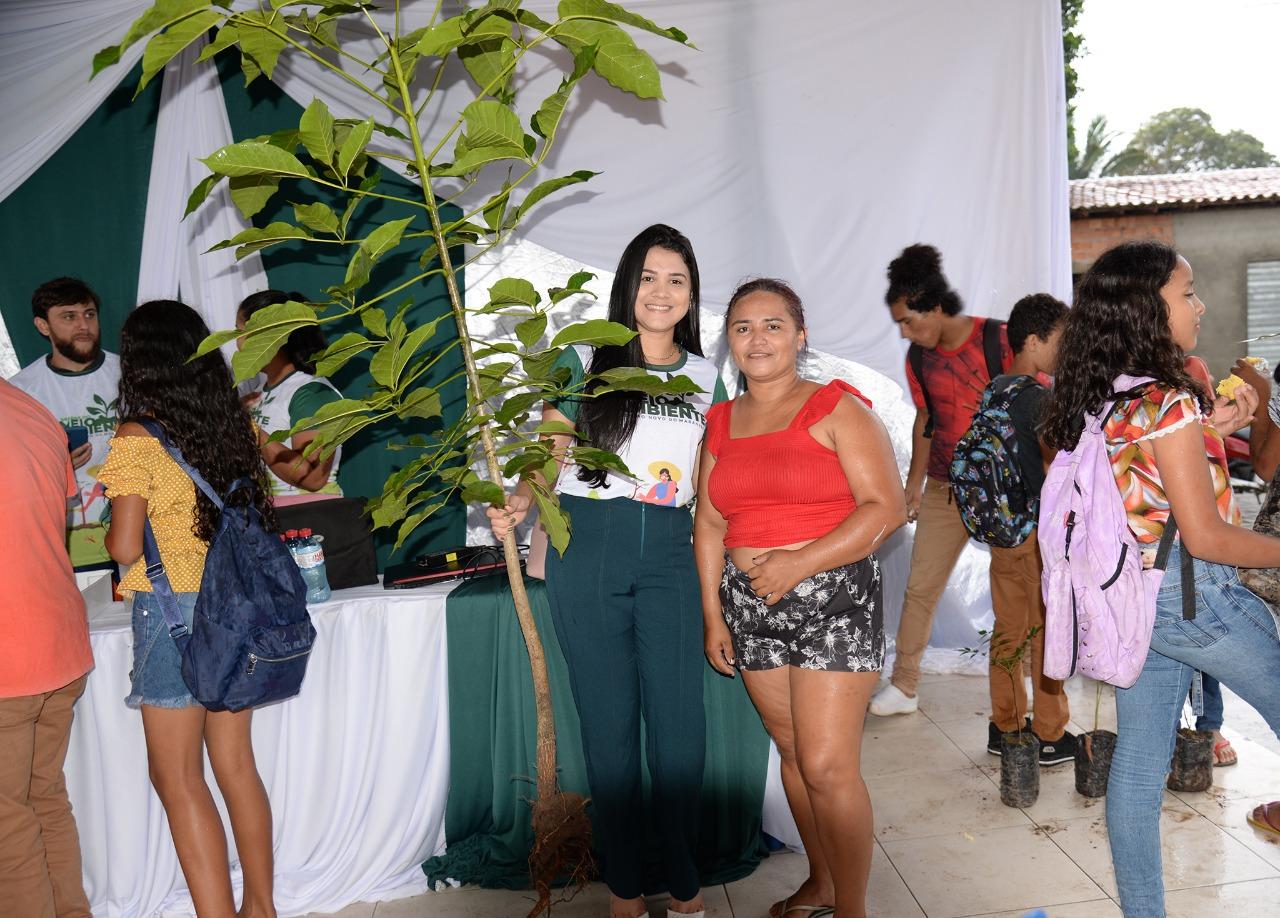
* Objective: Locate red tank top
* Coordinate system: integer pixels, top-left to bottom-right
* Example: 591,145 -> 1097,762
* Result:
705,380 -> 869,549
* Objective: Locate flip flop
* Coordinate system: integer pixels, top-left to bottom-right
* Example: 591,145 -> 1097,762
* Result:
770,898 -> 836,918
666,911 -> 705,918
1247,801 -> 1280,839
1213,738 -> 1238,767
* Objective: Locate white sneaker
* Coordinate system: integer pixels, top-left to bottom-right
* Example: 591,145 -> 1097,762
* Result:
869,683 -> 918,716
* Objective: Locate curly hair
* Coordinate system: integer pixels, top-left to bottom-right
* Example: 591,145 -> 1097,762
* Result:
237,289 -> 327,374
118,300 -> 277,540
1041,241 -> 1209,451
884,243 -> 963,315
1006,292 -> 1068,354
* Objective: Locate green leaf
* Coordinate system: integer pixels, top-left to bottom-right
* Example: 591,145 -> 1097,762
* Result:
371,491 -> 407,530
531,487 -> 571,555
227,174 -> 281,220
531,44 -> 597,138
94,0 -> 211,79
314,332 -> 375,376
549,269 -> 598,304
237,11 -> 287,78
395,501 -> 447,550
550,318 -> 634,349
432,144 -> 527,177
489,278 -> 540,308
482,183 -> 511,234
361,308 -> 388,338
533,419 -> 579,437
240,48 -> 262,86
197,22 -> 241,62
515,314 -> 547,350
399,387 -> 443,420
298,98 -> 337,167
229,300 -> 318,381
294,398 -> 381,457
202,141 -> 309,178
461,99 -> 525,151
337,118 -> 374,179
138,10 -> 224,93
293,201 -> 340,235
416,16 -> 465,57
553,20 -> 662,99
557,0 -> 691,45
184,173 -> 222,218
593,368 -> 702,396
192,327 -> 242,359
207,221 -> 309,258
462,479 -> 508,506
361,216 -> 414,261
459,37 -> 517,98
515,170 -> 597,222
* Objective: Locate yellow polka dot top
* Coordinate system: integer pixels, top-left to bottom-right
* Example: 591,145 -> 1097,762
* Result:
98,435 -> 207,593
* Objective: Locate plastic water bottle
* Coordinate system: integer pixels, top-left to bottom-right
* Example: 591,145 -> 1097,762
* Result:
289,528 -> 331,603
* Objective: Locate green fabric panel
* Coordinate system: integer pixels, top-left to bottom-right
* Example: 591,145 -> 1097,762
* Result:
712,375 -> 728,405
218,57 -> 466,566
0,65 -> 160,367
425,576 -> 771,890
287,380 -> 342,427
548,346 -> 585,423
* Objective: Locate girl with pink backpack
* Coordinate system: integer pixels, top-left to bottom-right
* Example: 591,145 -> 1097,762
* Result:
1039,241 -> 1280,917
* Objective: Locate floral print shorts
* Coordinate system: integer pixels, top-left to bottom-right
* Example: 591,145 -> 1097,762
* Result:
719,555 -> 884,672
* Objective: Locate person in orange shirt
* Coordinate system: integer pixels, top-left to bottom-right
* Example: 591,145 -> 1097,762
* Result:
0,378 -> 94,918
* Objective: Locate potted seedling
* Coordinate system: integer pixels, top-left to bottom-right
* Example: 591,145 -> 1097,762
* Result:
964,626 -> 1040,807
1074,680 -> 1117,798
1167,715 -> 1214,793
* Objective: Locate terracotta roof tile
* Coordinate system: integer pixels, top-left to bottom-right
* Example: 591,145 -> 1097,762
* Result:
1070,167 -> 1280,214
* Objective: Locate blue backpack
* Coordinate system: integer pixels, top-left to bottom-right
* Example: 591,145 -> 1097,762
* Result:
948,376 -> 1040,548
137,420 -> 315,712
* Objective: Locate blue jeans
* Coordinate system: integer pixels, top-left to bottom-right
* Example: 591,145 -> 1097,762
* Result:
1192,674 -> 1223,733
1107,545 -> 1280,916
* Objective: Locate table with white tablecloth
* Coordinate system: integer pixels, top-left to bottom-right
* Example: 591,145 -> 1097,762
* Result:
68,581 -> 455,918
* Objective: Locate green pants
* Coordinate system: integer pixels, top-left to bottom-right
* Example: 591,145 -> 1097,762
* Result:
544,494 -> 706,901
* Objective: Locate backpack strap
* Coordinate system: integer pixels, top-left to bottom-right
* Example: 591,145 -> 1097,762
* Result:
981,319 -> 1006,380
907,343 -> 935,439
141,520 -> 191,646
135,418 -> 224,508
1150,514 -> 1196,620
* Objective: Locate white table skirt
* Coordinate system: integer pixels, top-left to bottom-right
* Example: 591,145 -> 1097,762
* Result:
68,580 -> 456,917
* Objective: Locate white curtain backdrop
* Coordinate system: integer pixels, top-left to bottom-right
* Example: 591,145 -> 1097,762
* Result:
0,0 -> 1067,651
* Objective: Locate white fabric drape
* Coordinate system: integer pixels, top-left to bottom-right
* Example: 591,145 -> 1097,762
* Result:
68,582 -> 451,917
0,0 -> 149,203
136,36 -> 267,336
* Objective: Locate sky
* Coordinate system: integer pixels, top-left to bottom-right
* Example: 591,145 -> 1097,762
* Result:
1073,0 -> 1280,161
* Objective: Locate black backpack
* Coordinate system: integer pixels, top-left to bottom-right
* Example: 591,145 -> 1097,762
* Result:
908,318 -> 1005,438
137,420 -> 315,712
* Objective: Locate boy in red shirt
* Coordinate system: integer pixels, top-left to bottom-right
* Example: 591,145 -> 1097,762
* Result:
871,244 -> 1012,715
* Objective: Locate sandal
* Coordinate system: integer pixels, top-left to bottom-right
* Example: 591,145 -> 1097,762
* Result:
1213,738 -> 1238,767
1247,800 -> 1280,839
770,897 -> 836,918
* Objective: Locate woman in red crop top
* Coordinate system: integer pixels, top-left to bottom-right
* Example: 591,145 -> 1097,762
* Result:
694,279 -> 906,918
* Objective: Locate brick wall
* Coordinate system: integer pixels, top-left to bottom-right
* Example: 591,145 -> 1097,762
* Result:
1070,213 -> 1175,270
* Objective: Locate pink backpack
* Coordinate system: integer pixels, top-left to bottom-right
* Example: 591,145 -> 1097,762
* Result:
1038,375 -> 1183,688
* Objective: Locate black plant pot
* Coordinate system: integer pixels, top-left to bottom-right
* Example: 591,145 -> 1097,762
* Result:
1074,729 -> 1117,798
1000,732 -> 1040,807
1167,728 -> 1214,792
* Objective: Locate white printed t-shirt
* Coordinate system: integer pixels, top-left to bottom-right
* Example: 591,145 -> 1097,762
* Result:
551,345 -> 727,508
9,351 -> 120,568
249,369 -> 345,501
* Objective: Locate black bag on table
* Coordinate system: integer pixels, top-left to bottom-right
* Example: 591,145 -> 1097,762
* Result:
276,497 -> 378,591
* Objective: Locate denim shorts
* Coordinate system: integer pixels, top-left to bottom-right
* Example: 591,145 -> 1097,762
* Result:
126,590 -> 199,709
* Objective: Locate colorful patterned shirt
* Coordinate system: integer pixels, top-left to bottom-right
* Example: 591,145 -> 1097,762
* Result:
1103,384 -> 1237,545
905,318 -> 1013,481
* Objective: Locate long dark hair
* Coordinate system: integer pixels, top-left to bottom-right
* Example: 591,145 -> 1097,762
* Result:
237,289 -> 327,375
118,300 -> 277,540
1041,241 -> 1209,451
574,225 -> 702,483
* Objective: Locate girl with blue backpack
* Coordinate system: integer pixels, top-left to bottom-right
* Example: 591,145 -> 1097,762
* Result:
1040,241 -> 1280,917
99,301 -> 281,918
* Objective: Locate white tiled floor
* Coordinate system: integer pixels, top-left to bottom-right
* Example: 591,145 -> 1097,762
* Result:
306,673 -> 1280,917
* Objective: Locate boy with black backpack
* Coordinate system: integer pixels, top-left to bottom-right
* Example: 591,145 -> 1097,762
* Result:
958,293 -> 1075,764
